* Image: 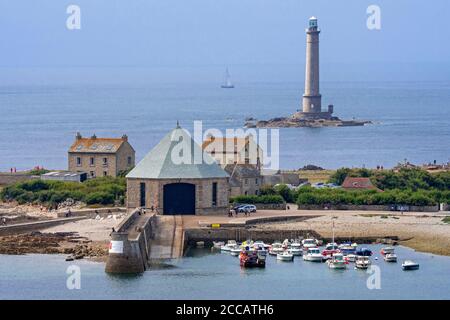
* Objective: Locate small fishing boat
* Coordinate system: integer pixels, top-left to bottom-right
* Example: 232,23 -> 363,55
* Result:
402,260 -> 419,271
355,256 -> 371,269
302,238 -> 318,249
339,244 -> 357,256
221,240 -> 238,252
345,254 -> 357,263
383,247 -> 397,262
277,251 -> 294,262
239,250 -> 265,268
303,247 -> 324,262
327,253 -> 347,269
288,247 -> 303,256
253,240 -> 270,250
322,242 -> 340,260
356,247 -> 373,257
384,253 -> 398,262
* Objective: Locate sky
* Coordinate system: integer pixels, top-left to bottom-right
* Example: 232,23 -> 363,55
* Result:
1,0 -> 450,84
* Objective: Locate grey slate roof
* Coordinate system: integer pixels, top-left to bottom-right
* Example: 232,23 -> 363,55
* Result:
127,127 -> 229,179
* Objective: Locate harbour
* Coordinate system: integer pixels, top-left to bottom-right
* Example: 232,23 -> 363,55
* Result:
1,243 -> 450,300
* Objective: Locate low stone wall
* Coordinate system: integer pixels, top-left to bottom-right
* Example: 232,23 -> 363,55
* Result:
184,228 -> 321,246
105,210 -> 156,274
0,216 -> 87,236
254,203 -> 286,210
297,204 -> 439,212
56,207 -> 126,218
0,173 -> 38,186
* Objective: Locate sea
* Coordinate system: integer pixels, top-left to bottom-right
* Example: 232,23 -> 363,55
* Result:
1,244 -> 449,300
0,81 -> 449,171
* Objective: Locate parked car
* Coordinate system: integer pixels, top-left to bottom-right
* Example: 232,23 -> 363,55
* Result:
238,205 -> 257,213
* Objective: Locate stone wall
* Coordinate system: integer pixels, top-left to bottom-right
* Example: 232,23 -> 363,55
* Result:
0,173 -> 37,186
127,177 -> 229,215
297,204 -> 440,212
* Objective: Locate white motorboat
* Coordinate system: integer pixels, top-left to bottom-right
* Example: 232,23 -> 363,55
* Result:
381,246 -> 395,256
213,241 -> 225,249
345,254 -> 357,263
253,240 -> 270,250
288,247 -> 303,256
302,238 -> 318,249
290,240 -> 302,249
402,260 -> 419,271
303,248 -> 324,262
327,253 -> 347,269
221,240 -> 238,252
384,253 -> 398,262
355,256 -> 371,269
269,242 -> 284,256
277,251 -> 294,262
230,247 -> 242,256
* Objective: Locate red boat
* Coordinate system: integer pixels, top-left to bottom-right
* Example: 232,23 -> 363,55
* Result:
239,250 -> 266,268
321,243 -> 340,260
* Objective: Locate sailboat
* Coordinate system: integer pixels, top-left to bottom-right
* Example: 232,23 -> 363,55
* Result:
221,68 -> 234,88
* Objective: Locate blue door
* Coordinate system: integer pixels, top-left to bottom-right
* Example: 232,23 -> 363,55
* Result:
163,183 -> 196,215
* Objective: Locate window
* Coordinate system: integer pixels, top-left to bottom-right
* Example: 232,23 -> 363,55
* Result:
90,157 -> 95,166
103,171 -> 108,176
244,178 -> 248,185
140,182 -> 146,207
90,171 -> 95,177
212,182 -> 217,206
127,156 -> 132,166
255,190 -> 258,195
255,178 -> 258,185
103,157 -> 108,166
76,157 -> 81,166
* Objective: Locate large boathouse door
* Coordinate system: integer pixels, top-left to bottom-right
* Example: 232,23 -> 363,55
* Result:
163,183 -> 195,215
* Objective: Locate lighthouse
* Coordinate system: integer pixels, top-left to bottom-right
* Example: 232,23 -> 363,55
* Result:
294,17 -> 333,120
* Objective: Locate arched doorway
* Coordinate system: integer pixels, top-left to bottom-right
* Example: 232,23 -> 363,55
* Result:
163,183 -> 196,215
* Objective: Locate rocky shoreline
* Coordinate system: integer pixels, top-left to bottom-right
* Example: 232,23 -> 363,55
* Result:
0,231 -> 108,261
245,117 -> 371,128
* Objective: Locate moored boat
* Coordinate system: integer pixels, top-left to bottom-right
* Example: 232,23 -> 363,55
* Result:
288,247 -> 303,256
381,246 -> 395,256
356,247 -> 373,257
327,253 -> 347,269
277,251 -> 294,262
303,247 -> 323,262
221,240 -> 238,252
322,242 -> 340,260
345,254 -> 357,263
302,238 -> 318,250
355,256 -> 371,269
269,242 -> 284,256
239,250 -> 265,268
402,260 -> 419,271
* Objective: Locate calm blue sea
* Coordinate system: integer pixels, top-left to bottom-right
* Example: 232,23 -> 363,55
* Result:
0,81 -> 449,171
1,245 -> 449,300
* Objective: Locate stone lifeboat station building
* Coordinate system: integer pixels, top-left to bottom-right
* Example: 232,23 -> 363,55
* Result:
126,125 -> 230,215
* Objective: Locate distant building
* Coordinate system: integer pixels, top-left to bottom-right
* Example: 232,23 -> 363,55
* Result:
126,125 -> 229,215
262,170 -> 301,187
224,164 -> 262,197
202,135 -> 263,170
341,177 -> 381,191
41,171 -> 87,183
68,133 -> 135,178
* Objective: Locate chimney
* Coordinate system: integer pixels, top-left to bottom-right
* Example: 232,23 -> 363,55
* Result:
122,134 -> 128,142
76,132 -> 82,140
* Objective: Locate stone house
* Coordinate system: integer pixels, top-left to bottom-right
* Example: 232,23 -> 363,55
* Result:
126,125 -> 230,215
68,133 -> 135,178
202,135 -> 263,170
224,164 -> 262,197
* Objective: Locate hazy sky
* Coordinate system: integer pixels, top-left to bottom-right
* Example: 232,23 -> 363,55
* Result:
1,0 -> 450,83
